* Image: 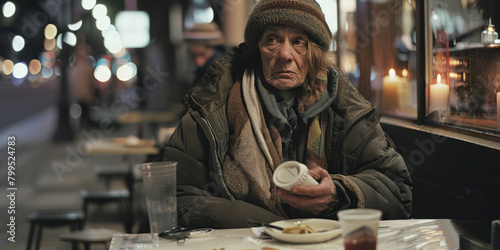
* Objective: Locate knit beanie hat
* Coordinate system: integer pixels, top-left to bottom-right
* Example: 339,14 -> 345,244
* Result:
244,0 -> 333,51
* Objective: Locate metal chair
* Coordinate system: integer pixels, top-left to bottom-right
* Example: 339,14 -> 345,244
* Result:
26,209 -> 85,250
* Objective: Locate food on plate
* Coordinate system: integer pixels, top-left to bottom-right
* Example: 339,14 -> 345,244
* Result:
282,223 -> 317,234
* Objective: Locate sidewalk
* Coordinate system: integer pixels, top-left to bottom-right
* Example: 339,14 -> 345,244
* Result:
0,122 -> 152,250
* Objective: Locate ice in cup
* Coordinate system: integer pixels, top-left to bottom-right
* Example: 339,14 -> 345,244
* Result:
272,161 -> 318,191
337,208 -> 382,250
140,161 -> 177,243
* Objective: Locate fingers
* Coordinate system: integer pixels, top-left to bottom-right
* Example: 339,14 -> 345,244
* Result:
291,180 -> 332,197
278,188 -> 332,214
276,166 -> 337,214
277,173 -> 337,214
291,168 -> 335,197
307,167 -> 330,181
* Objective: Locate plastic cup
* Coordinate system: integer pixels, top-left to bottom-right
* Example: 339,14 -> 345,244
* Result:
337,208 -> 382,250
140,161 -> 177,243
272,161 -> 318,191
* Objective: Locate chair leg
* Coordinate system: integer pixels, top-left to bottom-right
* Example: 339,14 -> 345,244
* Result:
26,222 -> 36,250
35,225 -> 43,250
120,198 -> 133,233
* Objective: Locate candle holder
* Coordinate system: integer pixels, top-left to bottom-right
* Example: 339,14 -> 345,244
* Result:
482,18 -> 498,46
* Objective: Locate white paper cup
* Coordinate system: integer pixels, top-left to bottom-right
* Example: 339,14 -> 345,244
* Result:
272,161 -> 318,191
140,161 -> 177,243
338,209 -> 382,250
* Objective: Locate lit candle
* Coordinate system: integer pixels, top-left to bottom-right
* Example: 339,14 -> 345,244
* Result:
497,91 -> 500,130
383,69 -> 402,112
402,69 -> 408,78
429,74 -> 450,121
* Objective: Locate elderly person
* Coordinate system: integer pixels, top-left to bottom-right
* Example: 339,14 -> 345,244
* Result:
164,0 -> 412,229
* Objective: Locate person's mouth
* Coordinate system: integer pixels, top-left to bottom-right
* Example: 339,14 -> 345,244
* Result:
276,70 -> 294,74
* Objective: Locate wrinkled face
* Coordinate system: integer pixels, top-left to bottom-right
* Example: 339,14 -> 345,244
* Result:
258,25 -> 308,90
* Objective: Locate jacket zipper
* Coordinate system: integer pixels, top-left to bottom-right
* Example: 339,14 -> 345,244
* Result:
187,100 -> 236,201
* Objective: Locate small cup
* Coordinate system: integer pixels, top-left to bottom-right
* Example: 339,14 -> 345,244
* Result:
140,161 -> 178,243
337,208 -> 382,250
272,161 -> 318,191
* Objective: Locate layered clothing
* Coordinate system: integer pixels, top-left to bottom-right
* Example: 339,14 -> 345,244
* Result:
164,44 -> 412,229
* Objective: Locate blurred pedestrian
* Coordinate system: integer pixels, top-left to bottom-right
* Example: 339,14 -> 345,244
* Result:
184,22 -> 227,87
69,36 -> 97,129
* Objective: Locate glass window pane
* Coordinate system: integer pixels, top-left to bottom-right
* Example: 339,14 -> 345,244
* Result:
427,0 -> 500,136
337,0 -> 418,119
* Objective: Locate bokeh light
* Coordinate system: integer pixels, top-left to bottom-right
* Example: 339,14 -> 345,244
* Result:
64,32 -> 77,46
3,59 -> 14,75
116,62 -> 137,81
81,0 -> 96,10
13,62 -> 28,79
92,4 -> 107,19
2,1 -> 15,18
44,24 -> 57,39
112,47 -> 127,58
102,25 -> 117,38
44,38 -> 56,51
56,33 -> 63,49
29,59 -> 42,74
94,65 -> 111,82
193,7 -> 214,23
54,61 -> 62,76
41,67 -> 53,78
96,16 -> 111,30
70,103 -> 82,119
68,20 -> 83,31
104,31 -> 123,54
40,52 -> 55,67
12,35 -> 25,52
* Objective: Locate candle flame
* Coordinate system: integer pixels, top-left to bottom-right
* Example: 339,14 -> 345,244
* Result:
402,69 -> 408,78
437,74 -> 441,84
389,69 -> 396,77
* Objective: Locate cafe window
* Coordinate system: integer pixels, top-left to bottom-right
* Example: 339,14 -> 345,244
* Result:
336,0 -> 418,119
333,0 -> 500,138
426,0 -> 500,136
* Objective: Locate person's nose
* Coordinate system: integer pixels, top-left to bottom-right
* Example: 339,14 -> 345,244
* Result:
278,40 -> 293,62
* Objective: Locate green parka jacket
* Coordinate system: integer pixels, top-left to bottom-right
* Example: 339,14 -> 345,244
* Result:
164,44 -> 412,229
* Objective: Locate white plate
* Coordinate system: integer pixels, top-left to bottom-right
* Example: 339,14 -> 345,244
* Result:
264,218 -> 342,244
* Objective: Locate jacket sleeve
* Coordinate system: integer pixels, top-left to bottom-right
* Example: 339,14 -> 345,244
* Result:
332,123 -> 413,219
164,113 -> 284,229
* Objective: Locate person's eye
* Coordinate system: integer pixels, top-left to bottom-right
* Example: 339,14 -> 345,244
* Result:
267,36 -> 278,44
293,39 -> 306,46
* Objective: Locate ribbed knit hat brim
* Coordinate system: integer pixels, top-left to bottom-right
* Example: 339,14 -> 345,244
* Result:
244,0 -> 332,51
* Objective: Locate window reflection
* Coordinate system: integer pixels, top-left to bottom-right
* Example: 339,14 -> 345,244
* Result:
337,0 -> 418,119
428,0 -> 500,135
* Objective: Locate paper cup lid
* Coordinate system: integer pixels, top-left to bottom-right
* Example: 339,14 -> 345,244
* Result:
273,161 -> 317,190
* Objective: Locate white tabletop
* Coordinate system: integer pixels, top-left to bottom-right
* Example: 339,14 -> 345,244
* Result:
108,219 -> 459,250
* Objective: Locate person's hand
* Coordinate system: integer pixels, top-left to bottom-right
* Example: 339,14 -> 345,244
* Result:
277,167 -> 336,214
